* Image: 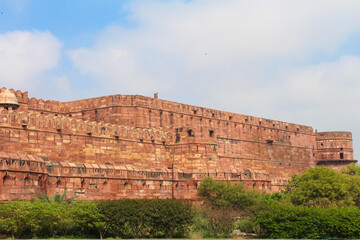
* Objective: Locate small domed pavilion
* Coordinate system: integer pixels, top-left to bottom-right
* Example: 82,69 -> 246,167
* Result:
0,89 -> 19,110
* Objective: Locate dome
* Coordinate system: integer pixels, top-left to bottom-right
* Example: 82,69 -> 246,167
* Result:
0,89 -> 19,105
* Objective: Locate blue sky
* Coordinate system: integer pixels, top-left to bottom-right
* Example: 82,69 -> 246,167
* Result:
0,0 -> 360,159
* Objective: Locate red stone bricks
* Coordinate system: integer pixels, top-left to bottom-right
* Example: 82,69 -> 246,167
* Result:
0,87 -> 355,201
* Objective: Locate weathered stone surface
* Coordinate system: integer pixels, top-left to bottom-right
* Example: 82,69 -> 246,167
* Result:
0,88 -> 355,201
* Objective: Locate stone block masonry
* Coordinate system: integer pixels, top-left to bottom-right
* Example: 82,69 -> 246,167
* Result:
0,87 -> 356,201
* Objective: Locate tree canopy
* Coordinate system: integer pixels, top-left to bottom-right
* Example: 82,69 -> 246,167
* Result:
284,166 -> 360,207
197,177 -> 260,209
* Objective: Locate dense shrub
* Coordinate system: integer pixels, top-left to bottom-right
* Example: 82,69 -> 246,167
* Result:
97,199 -> 193,238
0,199 -> 192,239
256,204 -> 360,239
197,177 -> 260,209
235,218 -> 260,235
0,201 -> 33,238
196,177 -> 262,238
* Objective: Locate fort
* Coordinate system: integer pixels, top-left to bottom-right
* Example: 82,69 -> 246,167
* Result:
0,87 -> 356,201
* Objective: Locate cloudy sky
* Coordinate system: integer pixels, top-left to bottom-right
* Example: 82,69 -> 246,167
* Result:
0,0 -> 359,159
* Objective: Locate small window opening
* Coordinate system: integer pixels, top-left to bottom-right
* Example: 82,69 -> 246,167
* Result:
321,143 -> 324,146
212,113 -> 215,117
140,139 -> 143,143
175,133 -> 180,143
340,147 -> 343,150
209,130 -> 214,137
266,140 -> 274,145
245,118 -> 248,122
193,110 -> 197,114
259,121 -> 262,125
187,129 -> 194,137
229,116 -> 232,120
340,153 -> 344,159
87,132 -> 92,136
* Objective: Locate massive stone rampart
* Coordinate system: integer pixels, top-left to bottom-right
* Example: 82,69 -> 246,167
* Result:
0,88 -> 355,200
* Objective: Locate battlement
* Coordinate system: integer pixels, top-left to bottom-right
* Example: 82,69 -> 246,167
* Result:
3,87 -> 313,134
0,108 -> 173,144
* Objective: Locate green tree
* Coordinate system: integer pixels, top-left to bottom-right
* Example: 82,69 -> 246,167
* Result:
284,166 -> 359,207
197,178 -> 261,238
197,177 -> 260,209
30,200 -> 73,238
69,201 -> 108,239
341,163 -> 360,176
0,201 -> 33,238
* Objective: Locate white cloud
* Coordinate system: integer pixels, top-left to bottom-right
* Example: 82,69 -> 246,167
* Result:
282,56 -> 360,160
0,31 -> 62,90
68,0 -> 360,94
67,0 -> 360,158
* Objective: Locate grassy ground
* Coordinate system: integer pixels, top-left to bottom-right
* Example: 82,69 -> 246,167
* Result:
14,239 -> 261,240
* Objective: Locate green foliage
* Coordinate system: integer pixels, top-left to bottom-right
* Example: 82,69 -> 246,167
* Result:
341,163 -> 360,175
30,200 -> 74,238
68,201 -> 107,239
0,201 -> 33,238
196,178 -> 263,238
0,199 -> 192,239
37,190 -> 77,203
256,204 -> 360,239
97,199 -> 193,238
190,209 -> 212,238
235,218 -> 260,235
197,177 -> 260,209
191,205 -> 238,238
283,166 -> 360,207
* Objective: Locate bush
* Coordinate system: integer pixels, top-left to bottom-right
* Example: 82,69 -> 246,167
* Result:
191,205 -> 239,238
235,218 -> 260,234
197,177 -> 260,210
0,201 -> 33,238
97,199 -> 193,238
256,204 -> 360,239
0,198 -> 192,239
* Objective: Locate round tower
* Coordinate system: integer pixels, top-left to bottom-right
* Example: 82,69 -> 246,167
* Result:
316,131 -> 356,170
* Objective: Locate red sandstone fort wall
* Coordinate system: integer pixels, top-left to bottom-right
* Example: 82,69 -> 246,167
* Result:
0,88 -> 355,201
